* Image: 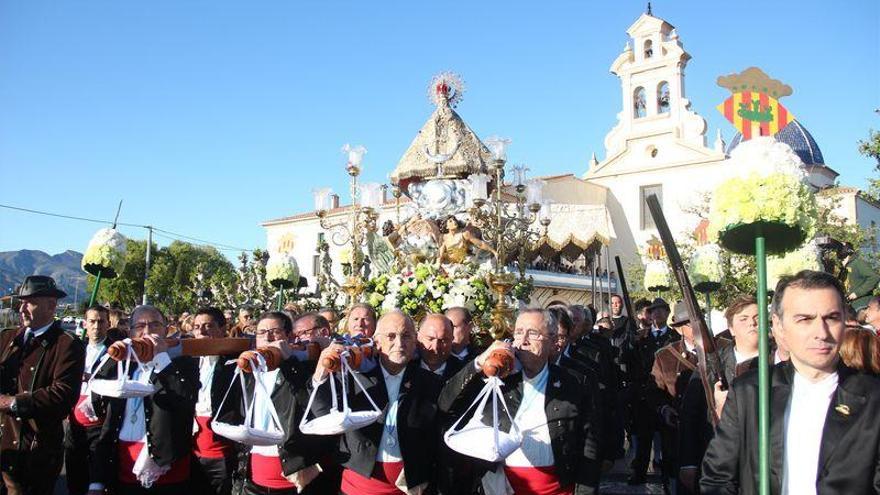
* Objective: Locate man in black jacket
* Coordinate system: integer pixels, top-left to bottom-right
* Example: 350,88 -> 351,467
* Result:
65,304 -> 121,495
701,270 -> 880,495
630,297 -> 680,485
415,313 -> 464,381
190,306 -> 240,495
439,308 -> 600,495
445,307 -> 480,363
312,309 -> 443,494
89,305 -> 199,495
240,311 -> 331,495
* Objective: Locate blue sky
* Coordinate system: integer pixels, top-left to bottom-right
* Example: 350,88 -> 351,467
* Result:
1,0 -> 877,259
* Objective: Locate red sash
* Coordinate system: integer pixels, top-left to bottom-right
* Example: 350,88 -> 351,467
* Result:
341,462 -> 405,495
70,394 -> 102,428
250,453 -> 296,490
504,466 -> 573,495
193,416 -> 233,459
117,441 -> 190,485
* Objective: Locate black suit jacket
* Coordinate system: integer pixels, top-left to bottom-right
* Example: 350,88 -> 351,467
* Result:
91,354 -> 199,485
439,362 -> 599,494
701,361 -> 880,494
206,354 -> 241,426
311,360 -> 444,490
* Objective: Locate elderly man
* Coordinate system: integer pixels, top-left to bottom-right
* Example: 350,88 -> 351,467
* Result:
190,307 -> 240,495
440,308 -> 600,494
292,312 -> 332,343
313,310 -> 443,494
702,270 -> 880,494
567,304 -> 622,467
66,305 -> 121,495
445,307 -> 478,362
415,313 -> 462,381
644,302 -> 700,491
345,303 -> 377,338
0,276 -> 85,495
89,305 -> 199,495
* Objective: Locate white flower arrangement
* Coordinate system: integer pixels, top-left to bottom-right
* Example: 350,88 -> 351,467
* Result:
708,137 -> 817,254
767,243 -> 821,292
644,259 -> 671,292
81,228 -> 128,278
266,254 -> 300,289
689,244 -> 723,292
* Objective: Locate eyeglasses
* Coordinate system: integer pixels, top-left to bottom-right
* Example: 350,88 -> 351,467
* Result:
513,329 -> 549,341
131,321 -> 165,331
255,327 -> 288,336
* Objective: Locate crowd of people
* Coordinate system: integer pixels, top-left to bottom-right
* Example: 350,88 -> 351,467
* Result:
0,270 -> 878,495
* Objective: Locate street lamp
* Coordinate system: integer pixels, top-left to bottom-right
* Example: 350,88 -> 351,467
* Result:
314,144 -> 381,304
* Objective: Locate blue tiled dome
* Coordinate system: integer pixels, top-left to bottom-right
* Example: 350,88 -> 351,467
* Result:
726,120 -> 825,165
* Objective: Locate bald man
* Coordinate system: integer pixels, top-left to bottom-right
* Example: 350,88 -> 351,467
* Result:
415,314 -> 463,382
312,310 -> 444,494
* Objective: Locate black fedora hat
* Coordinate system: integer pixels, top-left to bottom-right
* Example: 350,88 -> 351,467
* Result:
646,297 -> 670,312
18,275 -> 67,300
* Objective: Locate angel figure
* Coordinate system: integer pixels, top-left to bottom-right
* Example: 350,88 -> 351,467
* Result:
436,215 -> 496,266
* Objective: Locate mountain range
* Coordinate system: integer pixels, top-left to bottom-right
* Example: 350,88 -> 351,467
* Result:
0,250 -> 88,304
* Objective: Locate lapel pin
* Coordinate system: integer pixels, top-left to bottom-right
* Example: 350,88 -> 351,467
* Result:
835,404 -> 850,416
404,381 -> 411,389
553,380 -> 561,388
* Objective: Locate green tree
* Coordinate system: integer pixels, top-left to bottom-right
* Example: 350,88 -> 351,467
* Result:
859,129 -> 880,202
86,239 -> 238,315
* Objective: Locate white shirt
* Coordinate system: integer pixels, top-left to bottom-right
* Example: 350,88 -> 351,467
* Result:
118,352 -> 172,442
251,368 -> 282,456
81,340 -> 107,394
734,349 -> 758,364
196,356 -> 219,417
781,371 -> 839,495
420,359 -> 447,377
505,365 -> 554,468
376,365 -> 404,462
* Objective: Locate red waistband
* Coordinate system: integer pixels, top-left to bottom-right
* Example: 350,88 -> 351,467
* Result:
70,394 -> 103,428
117,441 -> 190,485
250,453 -> 296,490
193,416 -> 233,459
341,462 -> 405,495
504,465 -> 573,495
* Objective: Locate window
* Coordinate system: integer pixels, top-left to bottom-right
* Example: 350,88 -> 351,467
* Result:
633,87 -> 646,119
317,232 -> 325,244
657,81 -> 670,114
312,255 -> 320,277
644,39 -> 653,59
640,184 -> 663,230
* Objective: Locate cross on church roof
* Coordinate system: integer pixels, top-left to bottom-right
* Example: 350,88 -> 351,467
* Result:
647,2 -> 652,15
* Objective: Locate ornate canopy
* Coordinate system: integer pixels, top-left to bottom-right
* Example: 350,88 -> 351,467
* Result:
532,204 -> 616,261
391,74 -> 493,193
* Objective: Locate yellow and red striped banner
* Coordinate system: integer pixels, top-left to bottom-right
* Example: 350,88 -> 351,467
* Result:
716,92 -> 794,140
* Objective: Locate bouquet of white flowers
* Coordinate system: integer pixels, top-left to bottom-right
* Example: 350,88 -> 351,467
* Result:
708,137 -> 817,255
82,228 -> 128,278
689,244 -> 723,293
266,254 -> 300,289
644,259 -> 671,292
